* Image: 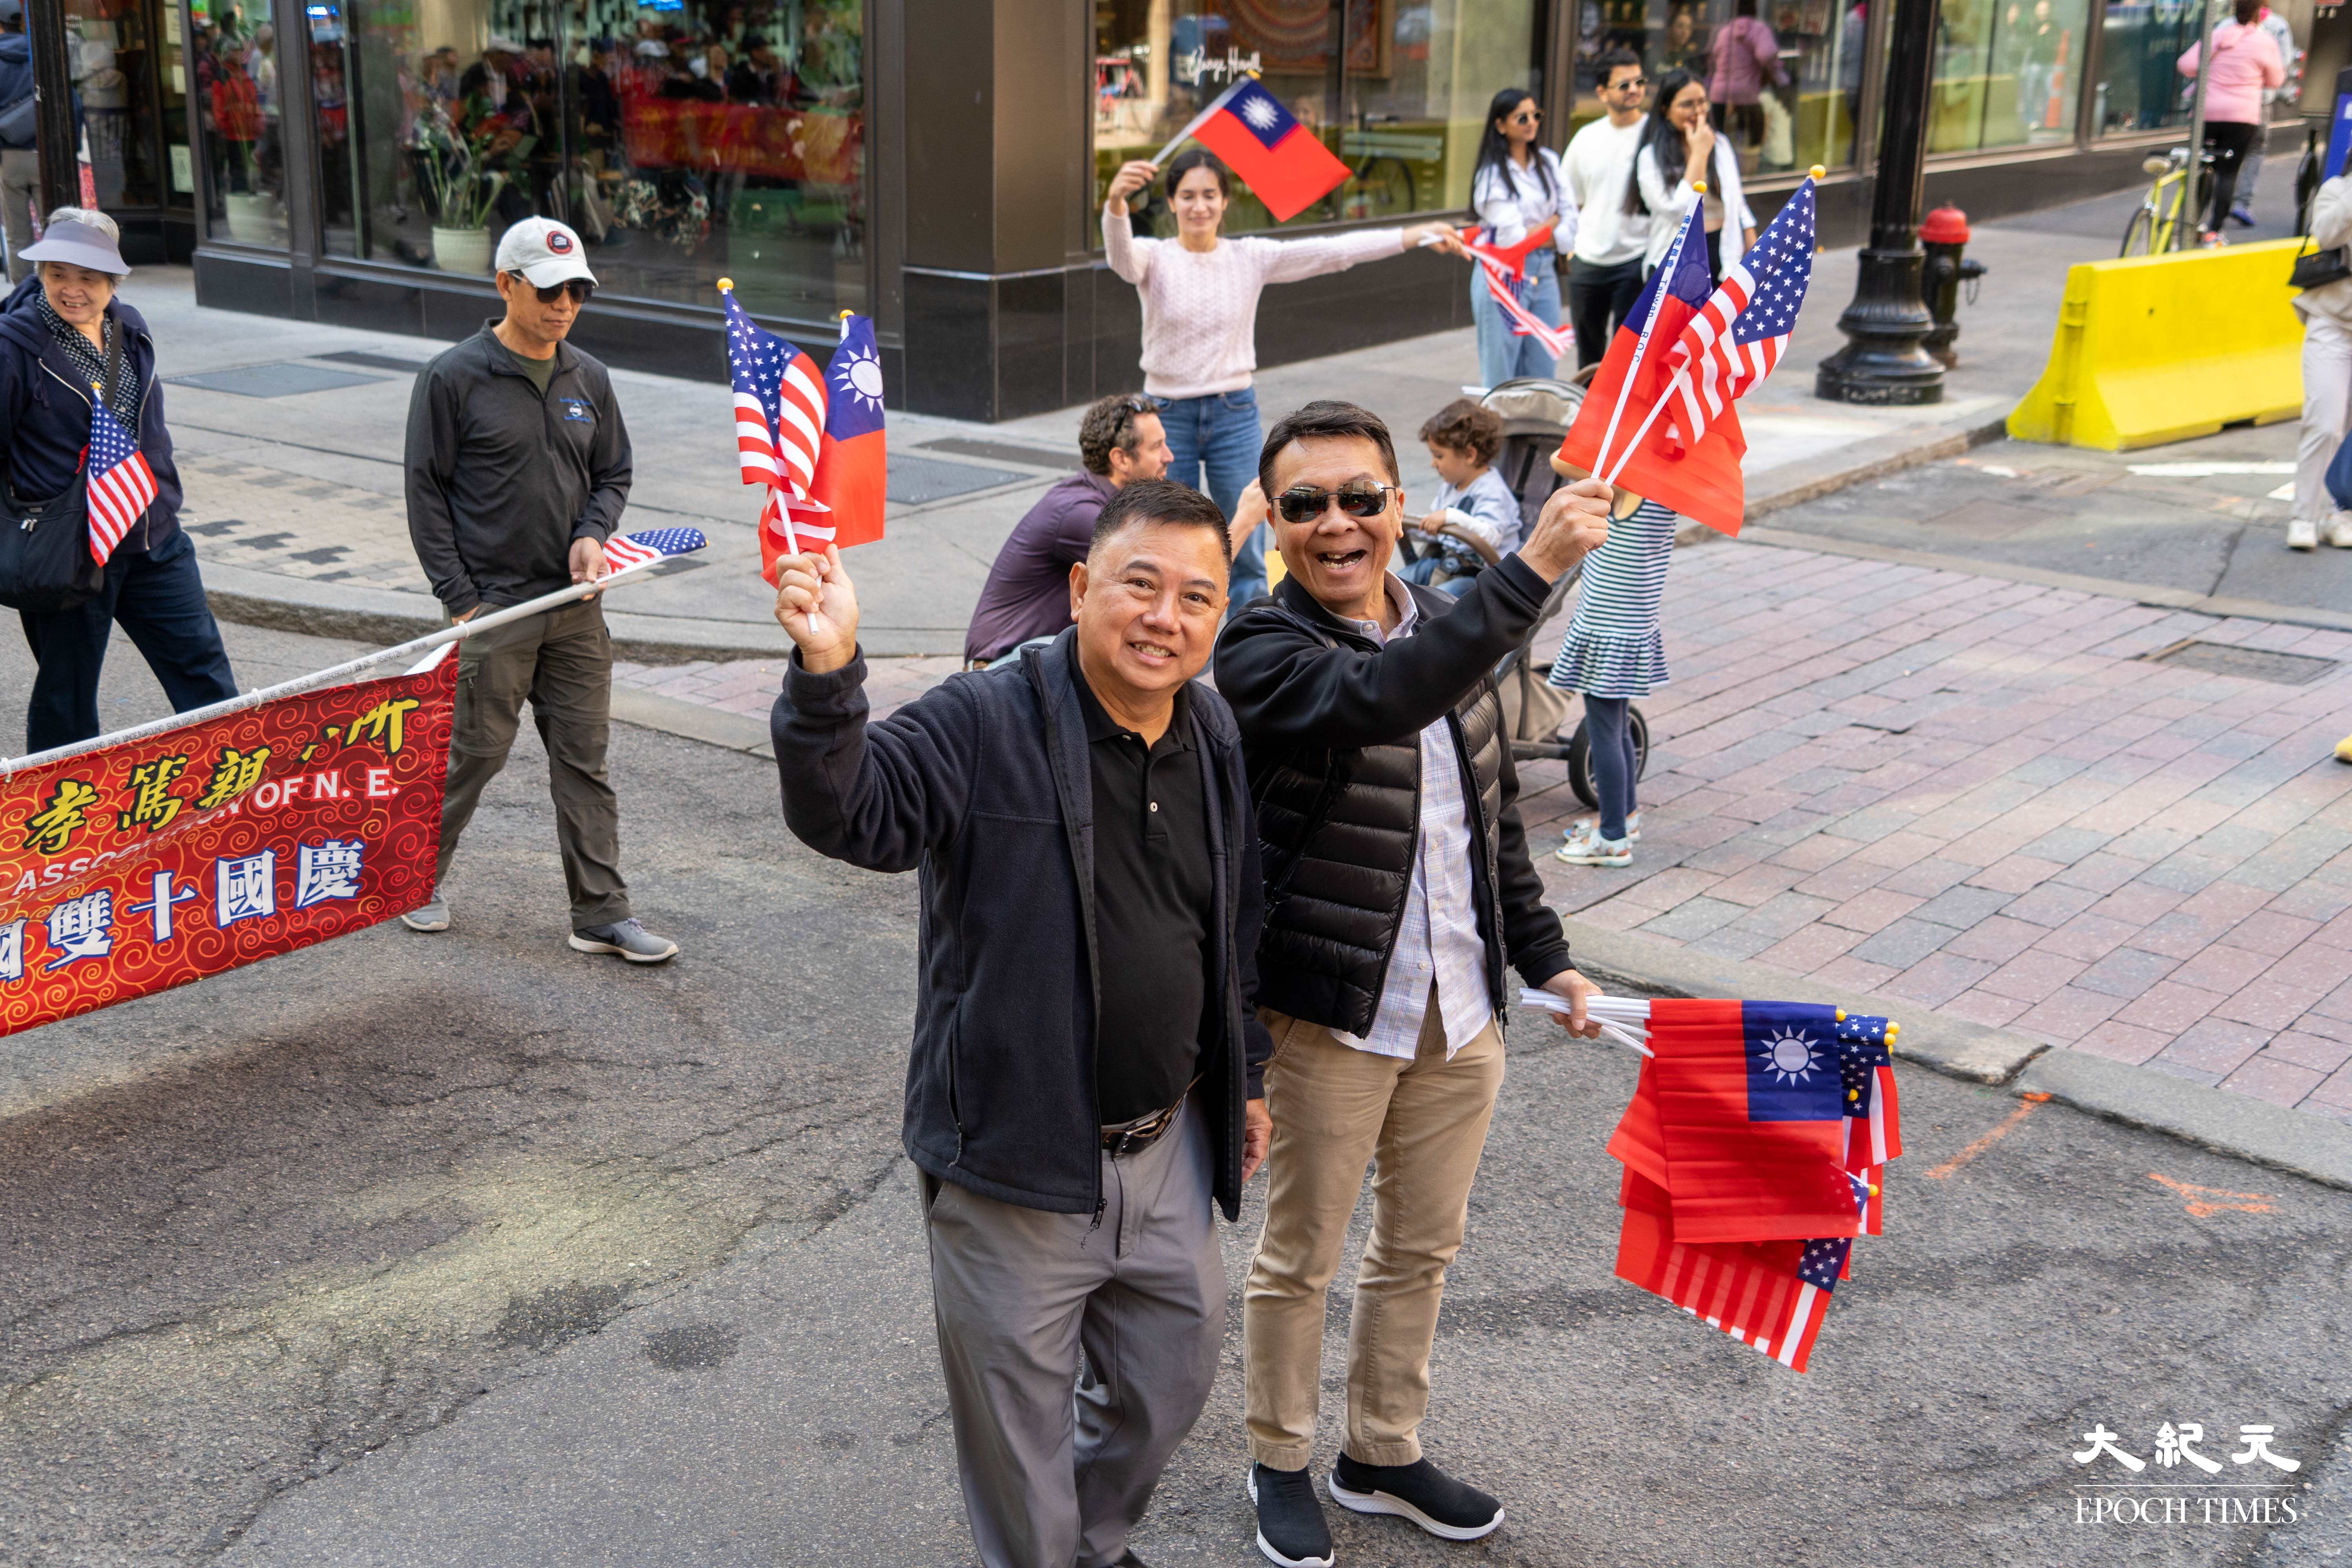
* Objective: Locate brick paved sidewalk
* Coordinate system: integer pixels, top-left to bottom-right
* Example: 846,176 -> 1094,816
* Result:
1516,539 -> 2352,1125
631,541 -> 2352,1127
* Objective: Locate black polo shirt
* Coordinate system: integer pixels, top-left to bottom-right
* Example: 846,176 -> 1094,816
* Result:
1073,666 -> 1217,1124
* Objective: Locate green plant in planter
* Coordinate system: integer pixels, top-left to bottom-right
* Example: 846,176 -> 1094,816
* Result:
414,100 -> 521,230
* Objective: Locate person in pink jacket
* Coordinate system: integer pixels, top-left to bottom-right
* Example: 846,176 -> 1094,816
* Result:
1707,0 -> 1787,156
2178,0 -> 2285,245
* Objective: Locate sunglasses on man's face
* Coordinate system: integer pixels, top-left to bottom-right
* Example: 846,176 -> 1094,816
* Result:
1276,484 -> 1399,524
512,274 -> 593,304
1610,76 -> 1650,91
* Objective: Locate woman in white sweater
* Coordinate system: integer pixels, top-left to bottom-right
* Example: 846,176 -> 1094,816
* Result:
1103,149 -> 1460,607
1629,69 -> 1756,281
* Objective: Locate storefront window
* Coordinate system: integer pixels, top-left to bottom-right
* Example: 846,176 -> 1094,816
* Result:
2094,0 -> 2201,135
67,0 -> 195,219
1568,0 -> 1870,176
300,0 -> 863,323
184,0 -> 287,243
1928,0 -> 2089,152
1091,0 -> 1541,236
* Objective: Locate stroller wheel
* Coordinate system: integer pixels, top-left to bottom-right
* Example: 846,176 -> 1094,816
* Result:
1565,705 -> 1651,811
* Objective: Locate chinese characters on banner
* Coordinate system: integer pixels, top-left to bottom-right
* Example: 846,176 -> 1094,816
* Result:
0,663 -> 455,1036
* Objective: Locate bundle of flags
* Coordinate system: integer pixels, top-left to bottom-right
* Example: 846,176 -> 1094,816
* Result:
1528,993 -> 1902,1372
1460,223 -> 1573,363
1556,172 -> 1819,537
1152,77 -> 1351,223
722,284 -> 887,584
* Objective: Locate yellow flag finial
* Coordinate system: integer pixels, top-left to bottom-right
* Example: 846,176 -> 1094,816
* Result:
1691,180 -> 1708,195
717,277 -> 735,292
1809,164 -> 1826,180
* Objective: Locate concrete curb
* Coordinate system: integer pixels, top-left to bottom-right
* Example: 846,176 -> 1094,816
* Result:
1561,922 -> 2352,1193
608,687 -> 775,758
1738,414 -> 2015,526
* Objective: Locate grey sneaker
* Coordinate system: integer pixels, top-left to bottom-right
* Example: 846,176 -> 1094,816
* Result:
568,918 -> 678,964
399,888 -> 450,932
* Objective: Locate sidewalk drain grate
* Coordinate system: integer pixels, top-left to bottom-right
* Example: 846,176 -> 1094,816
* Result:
2145,640 -> 2340,686
166,362 -> 389,398
889,454 -> 1034,506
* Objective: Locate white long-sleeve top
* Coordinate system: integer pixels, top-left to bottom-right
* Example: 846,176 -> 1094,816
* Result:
1637,137 -> 1757,274
2295,176 -> 2352,331
1564,116 -> 1648,267
1471,146 -> 1576,253
1102,211 -> 1405,399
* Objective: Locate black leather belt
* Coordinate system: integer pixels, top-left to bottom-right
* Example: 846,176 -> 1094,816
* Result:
1100,1078 -> 1200,1158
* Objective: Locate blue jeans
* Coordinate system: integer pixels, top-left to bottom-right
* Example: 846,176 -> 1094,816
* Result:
20,525 -> 238,752
1472,247 -> 1563,389
1400,554 -> 1477,596
1157,387 -> 1265,606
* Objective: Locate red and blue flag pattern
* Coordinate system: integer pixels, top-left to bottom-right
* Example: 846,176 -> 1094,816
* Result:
722,289 -> 888,582
1666,177 -> 1816,449
1185,78 -> 1352,223
1461,223 -> 1573,362
1605,1000 -> 1904,1372
85,404 -> 157,566
804,313 -> 887,553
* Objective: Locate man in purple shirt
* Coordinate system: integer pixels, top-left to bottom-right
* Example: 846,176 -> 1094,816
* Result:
963,393 -> 1173,666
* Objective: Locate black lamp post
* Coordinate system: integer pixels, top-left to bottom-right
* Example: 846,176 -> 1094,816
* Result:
1817,0 -> 1946,404
26,0 -> 79,217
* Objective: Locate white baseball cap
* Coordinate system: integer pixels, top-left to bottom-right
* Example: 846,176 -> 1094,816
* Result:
494,217 -> 596,289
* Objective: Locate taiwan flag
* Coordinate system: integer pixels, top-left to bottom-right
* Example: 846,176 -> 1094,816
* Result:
1183,78 -> 1350,222
1555,203 -> 1746,534
799,314 -> 888,551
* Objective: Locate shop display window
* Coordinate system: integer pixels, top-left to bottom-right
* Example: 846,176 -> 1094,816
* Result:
65,0 -> 194,222
2094,0 -> 2208,135
1927,0 -> 2090,152
300,0 -> 862,323
1568,0 -> 1870,177
1091,0 -> 1542,236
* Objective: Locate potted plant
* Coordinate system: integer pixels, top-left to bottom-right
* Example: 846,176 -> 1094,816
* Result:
415,102 -> 510,274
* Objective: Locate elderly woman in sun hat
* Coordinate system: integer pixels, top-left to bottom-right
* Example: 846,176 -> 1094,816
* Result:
0,208 -> 237,751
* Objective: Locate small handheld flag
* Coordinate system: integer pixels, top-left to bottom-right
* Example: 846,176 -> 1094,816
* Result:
804,312 -> 887,552
85,405 -> 157,566
1459,224 -> 1573,363
720,280 -> 831,582
1664,177 -> 1817,457
1155,77 -> 1350,222
599,526 -> 709,576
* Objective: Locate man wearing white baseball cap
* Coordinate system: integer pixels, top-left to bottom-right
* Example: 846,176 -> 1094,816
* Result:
402,214 -> 677,964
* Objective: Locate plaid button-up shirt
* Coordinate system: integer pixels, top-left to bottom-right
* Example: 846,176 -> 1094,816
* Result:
1330,577 -> 1494,1061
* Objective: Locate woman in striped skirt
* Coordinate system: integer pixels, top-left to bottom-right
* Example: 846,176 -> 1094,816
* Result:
1548,495 -> 1677,867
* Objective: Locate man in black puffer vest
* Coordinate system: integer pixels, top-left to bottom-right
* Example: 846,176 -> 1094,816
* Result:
1214,401 -> 1610,1568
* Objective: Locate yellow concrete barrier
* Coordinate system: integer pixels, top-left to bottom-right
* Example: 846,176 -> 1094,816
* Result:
2007,238 -> 2305,451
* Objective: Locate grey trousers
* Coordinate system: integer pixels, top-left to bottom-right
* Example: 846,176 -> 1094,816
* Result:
923,1097 -> 1224,1568
437,597 -> 631,929
2,150 -> 38,284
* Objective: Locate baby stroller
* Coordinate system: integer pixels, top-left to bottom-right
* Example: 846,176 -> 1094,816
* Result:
1458,374 -> 1651,812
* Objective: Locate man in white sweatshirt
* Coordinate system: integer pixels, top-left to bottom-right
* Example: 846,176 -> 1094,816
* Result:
1563,49 -> 1652,369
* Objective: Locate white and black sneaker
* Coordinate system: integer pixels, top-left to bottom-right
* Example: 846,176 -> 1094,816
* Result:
1248,1462 -> 1335,1567
1328,1453 -> 1503,1542
568,918 -> 679,964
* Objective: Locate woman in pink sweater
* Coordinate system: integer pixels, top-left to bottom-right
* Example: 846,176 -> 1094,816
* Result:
1103,149 -> 1459,606
2179,0 -> 2285,245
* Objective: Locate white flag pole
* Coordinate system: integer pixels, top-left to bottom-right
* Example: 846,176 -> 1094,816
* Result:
1149,77 -> 1244,167
1592,198 -> 1702,479
1599,371 -> 1691,489
0,556 -> 684,777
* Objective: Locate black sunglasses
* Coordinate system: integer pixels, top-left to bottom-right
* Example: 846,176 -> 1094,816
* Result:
1610,75 -> 1650,90
510,273 -> 593,304
1276,484 -> 1399,523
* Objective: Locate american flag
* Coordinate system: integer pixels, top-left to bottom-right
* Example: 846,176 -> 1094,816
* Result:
722,287 -> 832,542
85,405 -> 156,565
601,526 -> 709,575
1666,178 -> 1816,447
1461,228 -> 1573,362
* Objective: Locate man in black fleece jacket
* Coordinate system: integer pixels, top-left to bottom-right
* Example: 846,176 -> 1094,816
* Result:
769,479 -> 1274,1568
1214,400 -> 1610,1568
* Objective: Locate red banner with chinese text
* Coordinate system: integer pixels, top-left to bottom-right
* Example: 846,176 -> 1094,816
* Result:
0,662 -> 455,1036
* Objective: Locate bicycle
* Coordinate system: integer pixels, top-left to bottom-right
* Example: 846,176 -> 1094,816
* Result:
2119,145 -> 2216,257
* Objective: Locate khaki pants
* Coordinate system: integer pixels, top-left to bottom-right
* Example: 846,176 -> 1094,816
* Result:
437,597 -> 631,929
1243,995 -> 1504,1470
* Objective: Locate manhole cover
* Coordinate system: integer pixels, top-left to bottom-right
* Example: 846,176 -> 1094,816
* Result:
2146,640 -> 2340,686
888,454 -> 1035,506
166,362 -> 389,398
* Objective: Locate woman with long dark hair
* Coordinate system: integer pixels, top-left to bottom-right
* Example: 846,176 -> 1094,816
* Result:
1625,68 -> 1755,281
1103,147 -> 1460,608
1469,86 -> 1575,388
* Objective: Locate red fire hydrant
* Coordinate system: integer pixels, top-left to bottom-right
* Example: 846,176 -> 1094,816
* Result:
1920,205 -> 1987,370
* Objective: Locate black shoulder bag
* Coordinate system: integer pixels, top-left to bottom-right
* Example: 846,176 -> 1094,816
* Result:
2290,232 -> 2352,292
0,330 -> 118,614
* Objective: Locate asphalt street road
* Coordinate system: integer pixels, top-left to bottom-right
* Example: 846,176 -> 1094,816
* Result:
5,620 -> 2349,1566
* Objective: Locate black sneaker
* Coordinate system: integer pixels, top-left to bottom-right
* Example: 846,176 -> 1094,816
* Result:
1328,1453 -> 1503,1542
1248,1462 -> 1335,1567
